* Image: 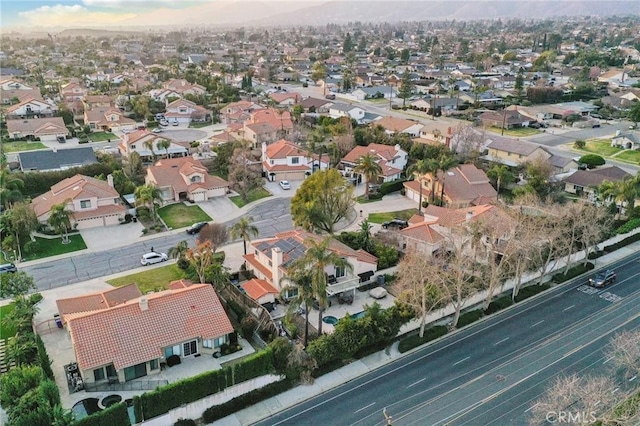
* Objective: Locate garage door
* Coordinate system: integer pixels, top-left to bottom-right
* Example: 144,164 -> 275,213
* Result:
75,217 -> 104,229
280,171 -> 306,181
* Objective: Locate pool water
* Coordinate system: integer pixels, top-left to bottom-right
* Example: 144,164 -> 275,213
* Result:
351,311 -> 366,320
322,316 -> 338,325
72,398 -> 101,420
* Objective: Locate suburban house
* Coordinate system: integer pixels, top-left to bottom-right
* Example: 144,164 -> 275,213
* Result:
83,95 -> 115,109
18,146 -> 97,173
118,129 -> 188,161
31,174 -> 126,229
247,108 -> 294,139
243,230 -> 378,299
1,88 -> 43,105
485,137 -> 552,166
241,278 -> 279,306
375,116 -> 423,137
611,131 -> 640,150
548,155 -> 580,174
352,86 -> 396,101
414,123 -> 455,148
329,103 -> 366,122
6,117 -> 69,142
4,98 -> 57,119
84,107 -> 136,133
145,157 -> 229,203
221,101 -> 263,124
0,78 -> 33,90
164,98 -> 210,123
148,88 -> 182,102
299,97 -> 333,113
341,143 -> 408,183
478,110 -> 530,129
56,281 -> 233,385
404,163 -> 498,208
60,82 -> 88,103
262,139 -> 329,181
267,92 -> 301,106
162,79 -> 207,96
563,166 -> 631,202
242,122 -> 278,147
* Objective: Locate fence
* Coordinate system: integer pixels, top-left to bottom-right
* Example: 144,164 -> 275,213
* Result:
84,379 -> 168,392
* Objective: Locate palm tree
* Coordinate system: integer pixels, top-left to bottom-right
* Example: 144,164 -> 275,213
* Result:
599,176 -> 640,216
157,139 -> 171,158
143,139 -> 156,163
281,268 -> 315,348
353,153 -> 383,199
134,184 -> 161,224
168,240 -> 189,261
230,216 -> 259,256
0,168 -> 24,209
48,202 -> 73,244
407,158 -> 439,213
436,155 -> 458,206
487,165 -> 515,201
291,236 -> 353,335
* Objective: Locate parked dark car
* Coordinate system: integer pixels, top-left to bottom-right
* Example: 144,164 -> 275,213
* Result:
588,270 -> 616,288
382,219 -> 409,230
186,222 -> 208,234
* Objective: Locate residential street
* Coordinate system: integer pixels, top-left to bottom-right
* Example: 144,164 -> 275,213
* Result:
250,252 -> 640,426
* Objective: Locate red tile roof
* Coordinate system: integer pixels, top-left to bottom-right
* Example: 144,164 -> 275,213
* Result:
56,284 -> 143,323
146,157 -> 229,194
64,283 -> 233,371
241,278 -> 279,300
342,143 -> 400,164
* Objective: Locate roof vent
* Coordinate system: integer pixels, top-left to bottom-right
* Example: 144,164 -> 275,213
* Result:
139,297 -> 148,311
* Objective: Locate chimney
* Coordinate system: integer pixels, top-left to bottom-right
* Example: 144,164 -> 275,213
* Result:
271,247 -> 283,287
107,174 -> 114,188
466,211 -> 474,222
139,297 -> 148,311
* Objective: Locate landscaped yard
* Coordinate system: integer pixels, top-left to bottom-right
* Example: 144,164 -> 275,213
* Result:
368,208 -> 418,224
88,131 -> 117,142
488,127 -> 540,137
107,264 -> 186,294
157,203 -> 212,229
230,188 -> 272,208
0,304 -> 16,339
188,121 -> 213,129
575,139 -> 620,157
1,141 -> 47,153
22,235 -> 87,261
612,150 -> 640,163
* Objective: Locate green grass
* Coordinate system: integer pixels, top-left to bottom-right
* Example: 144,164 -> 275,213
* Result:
488,126 -> 540,137
366,98 -> 391,104
611,149 -> 640,163
157,203 -> 212,229
1,141 -> 47,153
188,121 -> 213,128
0,304 -> 16,339
22,235 -> 87,261
88,131 -> 117,142
107,263 -> 186,294
368,208 -> 418,224
575,139 -> 620,157
230,188 -> 272,208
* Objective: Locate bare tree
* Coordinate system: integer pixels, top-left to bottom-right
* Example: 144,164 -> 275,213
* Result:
577,204 -> 612,267
395,250 -> 451,338
197,223 -> 228,253
287,343 -> 318,385
449,124 -> 485,162
605,330 -> 640,379
530,374 -> 619,426
228,139 -> 263,202
186,241 -> 216,284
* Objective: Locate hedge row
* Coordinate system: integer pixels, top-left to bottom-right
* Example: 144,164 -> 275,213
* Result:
201,379 -> 293,423
457,309 -> 484,328
398,326 -> 448,353
514,283 -> 550,302
552,262 -> 594,283
135,349 -> 273,420
615,218 -> 640,234
379,178 -> 407,196
73,402 -> 130,426
603,232 -> 640,253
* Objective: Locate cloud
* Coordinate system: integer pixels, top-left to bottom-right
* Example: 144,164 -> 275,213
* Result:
82,0 -> 183,7
19,4 -> 136,27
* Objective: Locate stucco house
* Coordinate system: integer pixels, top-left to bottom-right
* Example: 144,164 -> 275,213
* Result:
485,137 -> 552,166
162,79 -> 207,96
118,129 -> 188,161
375,116 -> 423,137
241,278 -> 279,306
164,98 -> 210,124
478,110 -> 530,129
31,174 -> 126,229
243,230 -> 378,300
84,107 -> 136,133
267,92 -> 301,106
60,82 -> 88,103
563,166 -> 631,202
145,157 -> 229,203
5,98 -> 57,119
341,143 -> 408,183
6,117 -> 68,142
0,78 -> 32,90
262,139 -> 329,181
611,131 -> 640,150
56,281 -> 233,385
352,86 -> 396,101
329,103 -> 366,122
18,146 -> 96,173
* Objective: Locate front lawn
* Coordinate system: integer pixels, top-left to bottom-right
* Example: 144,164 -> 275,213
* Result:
157,203 -> 212,230
22,235 -> 87,261
229,188 -> 272,208
188,121 -> 213,129
88,131 -> 117,142
612,149 -> 640,163
0,304 -> 16,339
368,208 -> 418,224
488,127 -> 540,137
107,263 -> 186,294
1,141 -> 47,153
575,139 -> 620,157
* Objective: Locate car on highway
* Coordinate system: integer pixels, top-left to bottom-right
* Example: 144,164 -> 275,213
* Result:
588,269 -> 616,288
0,263 -> 17,274
279,180 -> 291,190
140,252 -> 168,266
382,219 -> 409,230
186,222 -> 208,234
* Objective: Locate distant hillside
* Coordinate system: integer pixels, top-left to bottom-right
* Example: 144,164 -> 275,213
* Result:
57,28 -> 142,38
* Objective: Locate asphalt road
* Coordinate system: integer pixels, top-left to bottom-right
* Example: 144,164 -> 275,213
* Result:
21,198 -> 293,291
253,253 -> 640,426
527,121 -> 634,147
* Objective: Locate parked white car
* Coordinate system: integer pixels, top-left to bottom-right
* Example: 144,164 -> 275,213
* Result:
279,180 -> 291,190
141,252 -> 168,266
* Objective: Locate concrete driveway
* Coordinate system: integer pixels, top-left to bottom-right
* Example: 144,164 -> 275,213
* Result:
80,221 -> 144,252
264,179 -> 302,196
158,128 -> 206,143
197,197 -> 240,222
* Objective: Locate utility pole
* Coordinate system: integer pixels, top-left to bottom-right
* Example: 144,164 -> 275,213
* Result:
501,108 -> 508,136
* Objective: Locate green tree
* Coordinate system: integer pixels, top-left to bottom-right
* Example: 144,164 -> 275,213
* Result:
0,271 -> 36,298
487,164 -> 515,200
123,151 -> 145,185
579,154 -> 606,169
353,153 -> 382,199
398,72 -> 415,107
134,184 -> 161,224
310,61 -> 327,83
48,202 -> 73,244
291,236 -> 353,335
52,404 -> 75,426
5,202 -> 38,260
291,169 -> 355,234
400,48 -> 410,64
143,139 -> 157,163
514,71 -> 524,99
407,158 -> 439,212
281,268 -> 315,347
356,219 -> 374,253
230,216 -> 259,256
343,32 -> 353,53
168,240 -> 189,261
436,155 -> 458,206
157,139 -> 171,158
0,168 -> 25,208
599,176 -> 640,216
629,101 -> 640,127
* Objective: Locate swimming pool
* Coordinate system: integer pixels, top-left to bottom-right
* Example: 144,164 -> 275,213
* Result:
351,311 -> 366,320
71,398 -> 101,420
322,316 -> 339,325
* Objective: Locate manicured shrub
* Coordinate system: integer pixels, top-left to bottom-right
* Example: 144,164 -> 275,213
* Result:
174,418 -> 196,426
603,232 -> 640,252
398,325 -> 448,353
616,218 -> 640,234
456,309 -> 484,328
240,316 -> 257,339
378,179 -> 407,196
73,402 -> 130,426
552,262 -> 594,283
484,296 -> 513,315
578,154 -> 605,169
514,283 -> 551,302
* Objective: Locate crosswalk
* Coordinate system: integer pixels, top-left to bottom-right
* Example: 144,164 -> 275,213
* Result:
576,285 -> 623,303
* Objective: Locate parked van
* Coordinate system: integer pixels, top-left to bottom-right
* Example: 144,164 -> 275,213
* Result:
0,263 -> 17,274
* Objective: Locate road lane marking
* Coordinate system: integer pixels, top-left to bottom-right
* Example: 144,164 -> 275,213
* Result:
407,378 -> 427,388
603,357 -> 613,364
563,305 -> 575,312
530,320 -> 544,328
612,388 -> 619,394
494,337 -> 510,345
354,402 -> 376,413
629,376 -> 637,382
453,356 -> 470,366
524,402 -> 539,413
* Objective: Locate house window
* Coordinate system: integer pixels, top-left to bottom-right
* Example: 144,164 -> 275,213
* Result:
291,157 -> 299,164
183,340 -> 198,357
106,364 -> 116,378
268,260 -> 272,267
149,359 -> 159,371
214,337 -> 226,348
80,200 -> 91,209
335,265 -> 346,278
131,144 -> 136,149
114,198 -> 119,204
255,249 -> 259,256
284,287 -> 298,299
190,176 -> 201,183
270,160 -> 274,165
203,339 -> 212,349
179,108 -> 187,113
93,367 -> 105,381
